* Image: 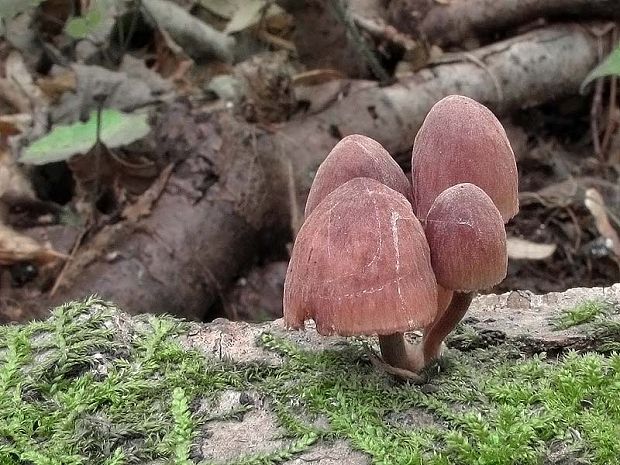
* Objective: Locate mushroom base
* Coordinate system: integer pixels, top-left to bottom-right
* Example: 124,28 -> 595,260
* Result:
422,291 -> 475,364
378,333 -> 425,372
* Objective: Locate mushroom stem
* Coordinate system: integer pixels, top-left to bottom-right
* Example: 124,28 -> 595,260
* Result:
422,291 -> 475,364
379,333 -> 424,372
378,333 -> 410,370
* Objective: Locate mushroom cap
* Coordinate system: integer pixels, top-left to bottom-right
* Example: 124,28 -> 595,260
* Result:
412,95 -> 518,223
425,183 -> 507,291
305,134 -> 412,217
284,177 -> 438,336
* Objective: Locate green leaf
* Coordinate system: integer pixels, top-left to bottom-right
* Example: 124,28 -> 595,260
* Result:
20,109 -> 150,165
65,7 -> 104,39
580,46 -> 620,94
0,0 -> 43,22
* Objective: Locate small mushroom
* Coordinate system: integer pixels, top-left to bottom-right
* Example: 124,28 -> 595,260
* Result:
411,95 -> 518,222
284,177 -> 437,371
305,134 -> 412,217
417,183 -> 508,365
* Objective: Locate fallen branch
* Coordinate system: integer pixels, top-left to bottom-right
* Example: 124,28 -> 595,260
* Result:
14,25 -> 601,320
276,25 -> 599,209
142,0 -> 235,62
412,0 -> 620,47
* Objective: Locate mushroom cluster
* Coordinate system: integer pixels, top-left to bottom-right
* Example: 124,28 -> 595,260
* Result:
283,95 -> 518,376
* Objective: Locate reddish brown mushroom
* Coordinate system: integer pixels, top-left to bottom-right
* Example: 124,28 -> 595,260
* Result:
411,95 -> 518,223
284,177 -> 437,371
417,183 -> 508,365
305,134 -> 412,217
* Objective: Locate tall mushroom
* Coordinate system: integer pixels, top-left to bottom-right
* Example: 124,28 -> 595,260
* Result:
305,134 -> 412,217
411,95 -> 518,223
418,183 -> 508,365
410,95 -> 518,366
284,177 -> 437,371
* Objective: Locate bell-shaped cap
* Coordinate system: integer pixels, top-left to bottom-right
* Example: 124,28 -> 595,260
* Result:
412,95 -> 518,223
425,183 -> 507,291
305,134 -> 412,217
285,177 -> 438,336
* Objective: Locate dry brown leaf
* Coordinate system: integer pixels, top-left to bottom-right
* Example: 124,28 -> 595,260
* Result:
0,149 -> 35,200
0,78 -> 30,113
0,114 -> 32,137
5,52 -> 47,105
292,69 -> 346,86
0,120 -> 22,138
0,222 -> 69,265
507,237 -> 557,260
36,70 -> 77,103
121,164 -> 174,222
519,179 -> 580,208
584,188 -> 620,258
5,52 -> 49,141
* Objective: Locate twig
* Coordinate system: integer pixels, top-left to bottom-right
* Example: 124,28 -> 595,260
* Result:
257,29 -> 296,51
201,265 -> 238,321
352,14 -> 418,52
49,226 -> 89,296
601,28 -> 619,158
284,149 -> 302,239
122,0 -> 142,53
591,30 -> 607,160
93,96 -> 105,202
108,149 -> 155,170
462,51 -> 503,103
328,0 -> 391,84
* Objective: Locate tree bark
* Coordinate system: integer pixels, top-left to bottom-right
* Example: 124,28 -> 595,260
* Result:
13,25 -> 600,321
274,25 -> 599,209
391,0 -> 620,47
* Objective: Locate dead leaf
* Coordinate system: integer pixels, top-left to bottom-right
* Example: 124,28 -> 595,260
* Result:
584,188 -> 620,258
143,0 -> 235,62
152,28 -> 194,82
201,0 -> 285,34
0,149 -> 35,201
38,0 -> 73,36
121,164 -> 174,222
235,51 -> 296,123
36,70 -> 77,103
199,0 -> 238,19
507,237 -> 557,260
294,80 -> 349,114
519,179 -> 580,208
0,222 -> 68,265
0,114 -> 31,137
4,51 -> 49,140
292,69 -> 346,86
5,51 -> 47,105
224,0 -> 267,34
51,64 -> 168,124
0,78 -> 31,113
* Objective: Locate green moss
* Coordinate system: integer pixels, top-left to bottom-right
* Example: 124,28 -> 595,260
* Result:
551,299 -> 616,330
0,298 -> 253,464
1,298 -> 620,465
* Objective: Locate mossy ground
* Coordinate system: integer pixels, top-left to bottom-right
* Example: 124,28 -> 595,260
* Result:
0,298 -> 619,465
551,299 -> 617,330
